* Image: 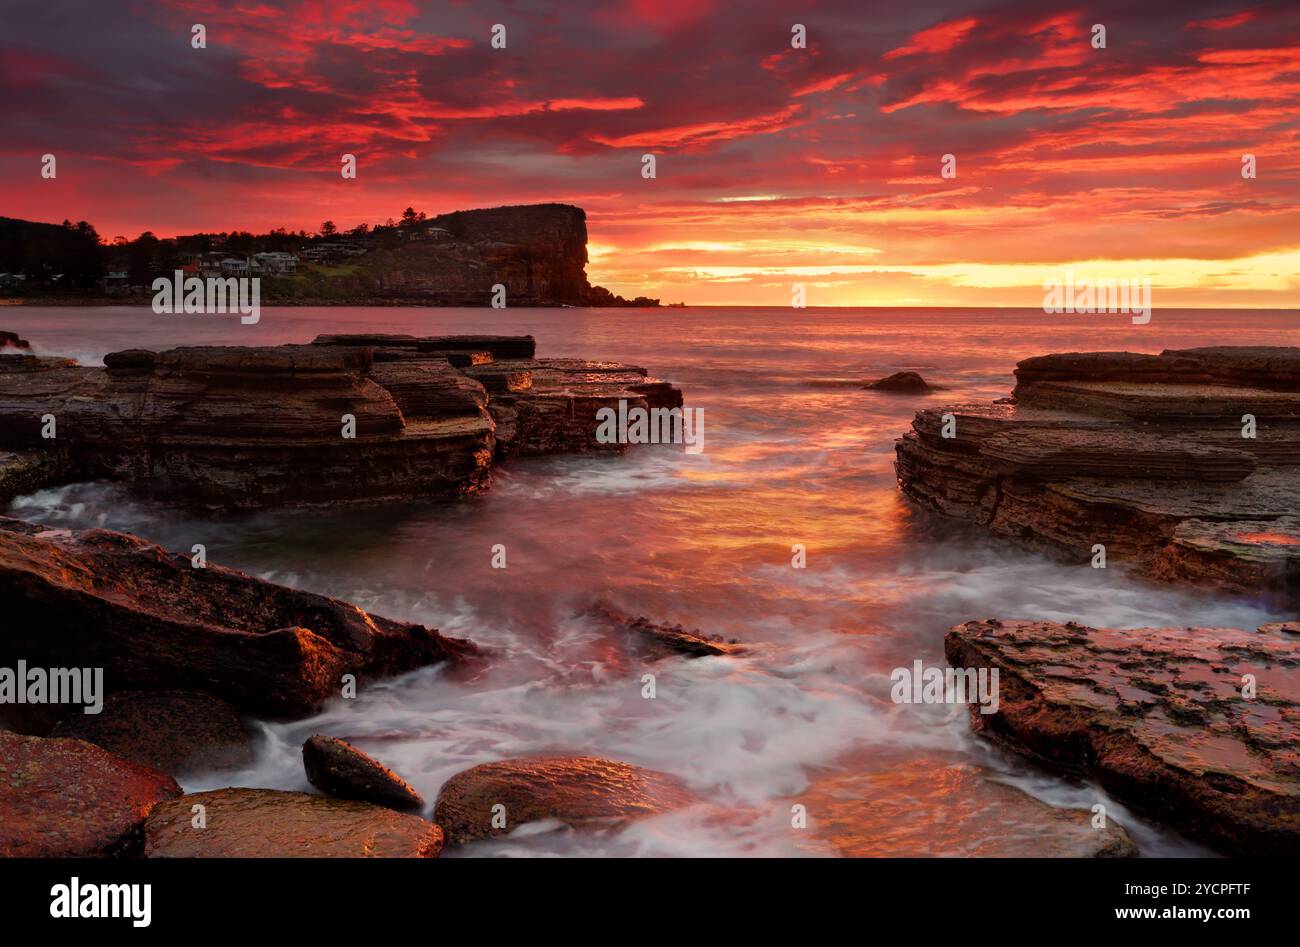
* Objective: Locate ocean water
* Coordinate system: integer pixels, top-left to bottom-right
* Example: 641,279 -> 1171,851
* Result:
5,305 -> 1297,857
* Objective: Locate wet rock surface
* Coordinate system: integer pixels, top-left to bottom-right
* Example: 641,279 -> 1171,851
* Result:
434,756 -> 695,845
302,734 -> 424,810
143,788 -> 444,857
0,515 -> 476,717
587,605 -> 744,659
51,690 -> 253,776
945,618 -> 1300,855
895,347 -> 1300,597
0,331 -> 682,508
0,731 -> 181,856
798,755 -> 1136,857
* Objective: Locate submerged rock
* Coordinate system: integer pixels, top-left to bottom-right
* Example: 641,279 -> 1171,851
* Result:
866,370 -> 931,393
895,346 -> 1300,598
302,735 -> 424,811
587,604 -> 744,659
797,756 -> 1136,857
433,756 -> 695,845
0,731 -> 181,857
51,690 -> 253,776
143,788 -> 443,857
0,516 -> 476,717
945,618 -> 1300,855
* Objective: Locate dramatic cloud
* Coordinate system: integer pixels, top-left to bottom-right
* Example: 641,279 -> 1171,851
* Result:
2,0 -> 1297,306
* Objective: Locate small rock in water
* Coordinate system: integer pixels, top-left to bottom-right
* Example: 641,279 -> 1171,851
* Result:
586,604 -> 743,659
865,370 -> 931,393
302,734 -> 424,811
433,756 -> 694,845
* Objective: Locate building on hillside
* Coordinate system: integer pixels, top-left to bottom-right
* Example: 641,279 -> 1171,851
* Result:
254,251 -> 298,274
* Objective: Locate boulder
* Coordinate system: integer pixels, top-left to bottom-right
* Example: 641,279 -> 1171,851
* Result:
433,756 -> 694,845
0,731 -> 181,856
866,370 -> 931,393
302,735 -> 424,810
0,331 -> 30,351
945,618 -> 1300,856
0,516 -> 476,717
51,690 -> 253,776
587,605 -> 744,659
143,788 -> 443,857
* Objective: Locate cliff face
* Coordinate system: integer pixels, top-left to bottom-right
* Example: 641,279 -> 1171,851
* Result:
361,203 -> 598,305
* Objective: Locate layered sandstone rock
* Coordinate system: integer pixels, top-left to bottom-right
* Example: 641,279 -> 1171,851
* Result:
895,347 -> 1300,596
0,331 -> 682,508
0,516 -> 476,717
433,756 -> 695,845
311,334 -> 684,459
0,731 -> 181,857
945,618 -> 1300,856
143,788 -> 444,857
358,204 -> 598,305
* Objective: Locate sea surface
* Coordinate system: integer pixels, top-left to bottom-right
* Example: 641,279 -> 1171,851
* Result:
5,305 -> 1297,857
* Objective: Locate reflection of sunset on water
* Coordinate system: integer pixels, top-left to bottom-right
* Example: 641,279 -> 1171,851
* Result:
4,304 -> 1290,856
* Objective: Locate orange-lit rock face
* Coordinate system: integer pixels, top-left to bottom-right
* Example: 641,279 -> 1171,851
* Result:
1237,532 -> 1300,546
433,756 -> 695,845
0,333 -> 683,509
0,516 -> 475,716
897,347 -> 1300,600
0,731 -> 181,857
795,754 -> 1135,858
143,788 -> 443,858
946,619 -> 1300,856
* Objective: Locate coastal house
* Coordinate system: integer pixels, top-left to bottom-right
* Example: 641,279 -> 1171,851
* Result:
220,258 -> 250,276
103,271 -> 129,295
253,251 -> 298,274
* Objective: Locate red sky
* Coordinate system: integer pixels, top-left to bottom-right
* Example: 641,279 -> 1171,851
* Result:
2,0 -> 1298,306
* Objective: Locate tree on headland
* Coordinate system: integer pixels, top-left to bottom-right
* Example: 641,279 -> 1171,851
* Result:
399,207 -> 426,229
320,220 -> 337,238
